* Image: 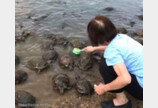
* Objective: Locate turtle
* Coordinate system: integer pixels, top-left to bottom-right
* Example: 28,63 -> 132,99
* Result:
15,70 -> 28,84
59,55 -> 74,70
15,55 -> 20,65
69,39 -> 88,49
52,73 -> 71,94
41,40 -> 56,50
26,57 -> 49,73
42,50 -> 58,64
75,76 -> 94,96
56,36 -> 69,46
78,52 -> 93,71
15,90 -> 36,108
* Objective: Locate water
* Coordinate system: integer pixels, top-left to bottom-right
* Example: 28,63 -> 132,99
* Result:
15,0 -> 143,37
15,0 -> 143,107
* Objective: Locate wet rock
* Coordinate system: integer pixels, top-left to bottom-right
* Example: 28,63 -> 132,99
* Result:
75,76 -> 94,96
132,36 -> 143,45
78,52 -> 93,71
133,30 -> 143,37
33,13 -> 50,22
15,35 -> 25,43
45,34 -> 57,41
52,73 -> 71,94
15,70 -> 28,84
15,90 -> 36,108
15,55 -> 20,65
61,22 -> 70,29
138,15 -> 143,21
26,57 -> 49,73
129,21 -> 135,27
69,38 -> 89,49
42,50 -> 58,64
103,7 -> 114,11
15,30 -> 35,43
59,55 -> 74,70
56,36 -> 69,46
117,27 -> 127,34
42,40 -> 56,50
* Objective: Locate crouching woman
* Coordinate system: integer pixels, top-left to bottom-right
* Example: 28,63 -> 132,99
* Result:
83,16 -> 143,108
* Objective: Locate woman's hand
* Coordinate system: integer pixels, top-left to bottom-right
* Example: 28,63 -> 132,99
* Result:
94,83 -> 108,95
83,46 -> 95,53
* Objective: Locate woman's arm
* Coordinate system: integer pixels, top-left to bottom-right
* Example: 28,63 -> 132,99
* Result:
83,46 -> 107,52
105,62 -> 131,91
94,62 -> 132,95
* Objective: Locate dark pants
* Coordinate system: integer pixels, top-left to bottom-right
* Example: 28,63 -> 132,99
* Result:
99,58 -> 143,100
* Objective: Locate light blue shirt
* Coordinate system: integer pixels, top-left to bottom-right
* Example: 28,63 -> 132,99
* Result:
104,34 -> 143,88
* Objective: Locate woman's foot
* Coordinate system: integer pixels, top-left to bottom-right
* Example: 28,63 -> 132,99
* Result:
113,92 -> 129,106
101,92 -> 132,108
101,100 -> 132,108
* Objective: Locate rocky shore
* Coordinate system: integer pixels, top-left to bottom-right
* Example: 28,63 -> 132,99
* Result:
15,29 -> 143,108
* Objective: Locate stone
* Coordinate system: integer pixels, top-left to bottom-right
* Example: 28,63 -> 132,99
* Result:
117,27 -> 127,34
103,7 -> 114,11
138,15 -> 143,21
15,55 -> 20,65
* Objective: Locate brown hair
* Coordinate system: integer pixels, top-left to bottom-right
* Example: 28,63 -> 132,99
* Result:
87,16 -> 117,46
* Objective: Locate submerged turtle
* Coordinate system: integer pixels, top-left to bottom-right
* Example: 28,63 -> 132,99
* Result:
52,73 -> 71,94
15,70 -> 28,84
42,50 -> 58,64
15,90 -> 36,108
15,55 -> 20,65
69,39 -> 88,49
56,36 -> 69,46
59,55 -> 74,70
75,76 -> 94,96
78,52 -> 93,71
26,57 -> 49,73
42,40 -> 56,50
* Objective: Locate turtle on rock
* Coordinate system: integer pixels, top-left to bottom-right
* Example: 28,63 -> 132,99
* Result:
75,76 -> 94,96
52,73 -> 72,94
15,90 -> 36,108
42,49 -> 58,64
59,55 -> 74,70
26,57 -> 49,73
15,70 -> 28,84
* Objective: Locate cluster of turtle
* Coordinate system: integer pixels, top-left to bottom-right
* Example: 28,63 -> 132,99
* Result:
52,73 -> 94,96
15,30 -> 143,107
15,33 -> 103,108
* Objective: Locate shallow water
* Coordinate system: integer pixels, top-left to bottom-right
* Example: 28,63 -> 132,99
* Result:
15,0 -> 143,107
15,0 -> 143,37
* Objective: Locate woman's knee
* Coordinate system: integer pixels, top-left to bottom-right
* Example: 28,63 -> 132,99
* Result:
99,58 -> 117,84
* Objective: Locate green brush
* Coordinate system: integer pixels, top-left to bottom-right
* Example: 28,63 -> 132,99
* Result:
72,48 -> 84,55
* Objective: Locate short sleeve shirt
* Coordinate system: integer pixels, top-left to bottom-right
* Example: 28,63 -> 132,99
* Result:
104,34 -> 143,88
